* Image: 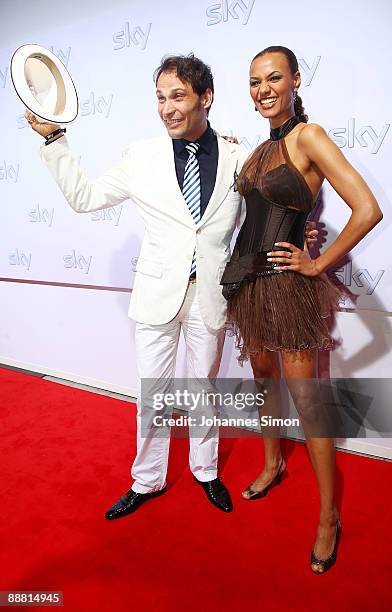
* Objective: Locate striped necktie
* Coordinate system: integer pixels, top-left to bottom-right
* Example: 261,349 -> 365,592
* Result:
183,142 -> 201,275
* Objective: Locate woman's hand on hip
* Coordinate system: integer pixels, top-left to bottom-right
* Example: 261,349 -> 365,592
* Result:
267,241 -> 320,276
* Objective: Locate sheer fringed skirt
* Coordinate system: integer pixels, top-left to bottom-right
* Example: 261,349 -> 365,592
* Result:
225,271 -> 341,364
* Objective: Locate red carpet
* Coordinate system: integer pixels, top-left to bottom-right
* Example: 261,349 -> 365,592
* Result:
1,366 -> 391,611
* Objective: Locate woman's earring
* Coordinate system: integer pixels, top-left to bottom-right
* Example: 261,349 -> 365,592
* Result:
293,90 -> 298,101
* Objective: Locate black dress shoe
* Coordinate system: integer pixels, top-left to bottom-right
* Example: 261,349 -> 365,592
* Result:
105,487 -> 166,520
194,476 -> 233,512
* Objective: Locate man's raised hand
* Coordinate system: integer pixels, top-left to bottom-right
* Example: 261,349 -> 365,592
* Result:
24,111 -> 58,138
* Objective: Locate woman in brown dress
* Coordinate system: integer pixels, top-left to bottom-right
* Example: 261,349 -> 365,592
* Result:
221,46 -> 382,573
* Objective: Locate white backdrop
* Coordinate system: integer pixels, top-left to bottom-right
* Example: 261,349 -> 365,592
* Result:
1,0 -> 391,457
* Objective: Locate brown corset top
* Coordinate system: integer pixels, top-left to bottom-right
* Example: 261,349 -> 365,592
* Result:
220,134 -> 315,295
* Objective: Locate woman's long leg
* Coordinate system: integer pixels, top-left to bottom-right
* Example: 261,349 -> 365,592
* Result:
242,350 -> 285,497
281,350 -> 339,570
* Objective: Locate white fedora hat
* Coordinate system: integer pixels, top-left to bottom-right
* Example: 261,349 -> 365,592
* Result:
10,43 -> 78,124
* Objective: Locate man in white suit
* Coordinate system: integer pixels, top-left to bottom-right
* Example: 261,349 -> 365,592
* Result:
26,54 -> 249,517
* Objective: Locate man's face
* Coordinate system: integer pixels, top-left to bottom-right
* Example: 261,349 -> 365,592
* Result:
156,70 -> 211,141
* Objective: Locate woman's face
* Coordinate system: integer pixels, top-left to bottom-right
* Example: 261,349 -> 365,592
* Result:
249,52 -> 300,126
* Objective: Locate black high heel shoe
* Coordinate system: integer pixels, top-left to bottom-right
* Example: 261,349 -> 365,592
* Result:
310,519 -> 342,574
242,460 -> 285,500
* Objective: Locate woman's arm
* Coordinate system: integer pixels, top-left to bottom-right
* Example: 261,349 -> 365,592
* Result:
271,124 -> 383,276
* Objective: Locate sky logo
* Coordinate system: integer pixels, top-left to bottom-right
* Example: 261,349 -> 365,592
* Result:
131,257 -> 139,272
329,119 -> 390,154
113,22 -> 152,51
221,130 -> 264,150
80,92 -> 114,119
0,66 -> 7,88
206,0 -> 255,26
9,248 -> 32,270
17,114 -> 30,129
29,203 -> 54,227
298,57 -> 321,86
64,250 -> 92,274
238,135 -> 263,150
0,161 -> 19,183
91,206 -> 123,226
335,261 -> 384,295
49,46 -> 71,67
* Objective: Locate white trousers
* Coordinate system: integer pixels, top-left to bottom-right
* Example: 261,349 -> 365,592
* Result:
131,282 -> 225,493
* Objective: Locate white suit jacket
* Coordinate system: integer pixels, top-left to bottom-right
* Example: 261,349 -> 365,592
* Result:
39,133 -> 249,331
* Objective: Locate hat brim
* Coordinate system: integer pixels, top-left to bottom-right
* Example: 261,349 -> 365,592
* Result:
10,44 -> 78,124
